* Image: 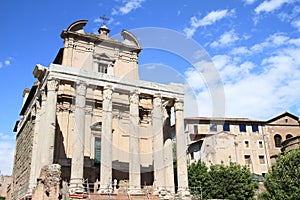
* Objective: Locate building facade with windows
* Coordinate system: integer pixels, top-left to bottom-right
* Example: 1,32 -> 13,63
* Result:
12,20 -> 190,200
185,112 -> 300,176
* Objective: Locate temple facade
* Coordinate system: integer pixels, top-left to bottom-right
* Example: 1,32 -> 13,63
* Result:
12,20 -> 190,200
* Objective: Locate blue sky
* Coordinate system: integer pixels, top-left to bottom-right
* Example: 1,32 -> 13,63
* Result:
1,0 -> 300,175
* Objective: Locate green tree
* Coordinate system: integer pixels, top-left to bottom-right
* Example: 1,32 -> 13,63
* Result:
259,148 -> 300,200
188,161 -> 258,200
188,160 -> 209,197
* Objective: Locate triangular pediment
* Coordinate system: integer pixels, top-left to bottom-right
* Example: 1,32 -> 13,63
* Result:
266,112 -> 299,125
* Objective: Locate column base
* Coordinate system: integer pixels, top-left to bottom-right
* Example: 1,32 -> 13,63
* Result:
177,188 -> 191,200
97,184 -> 113,194
69,178 -> 86,195
128,187 -> 143,195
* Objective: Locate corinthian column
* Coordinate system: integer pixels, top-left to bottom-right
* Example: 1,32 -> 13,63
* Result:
163,106 -> 175,194
129,90 -> 141,193
152,94 -> 165,193
44,78 -> 58,165
99,86 -> 113,193
69,81 -> 87,194
174,99 -> 189,196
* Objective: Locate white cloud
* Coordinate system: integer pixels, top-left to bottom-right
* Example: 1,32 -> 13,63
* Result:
112,0 -> 145,16
0,133 -> 15,175
184,9 -> 235,38
244,0 -> 257,4
255,0 -> 294,14
230,46 -> 251,55
0,57 -> 12,69
210,30 -> 239,48
184,36 -> 300,119
292,19 -> 300,31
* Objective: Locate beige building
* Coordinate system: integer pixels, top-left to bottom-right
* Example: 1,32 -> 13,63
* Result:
185,112 -> 300,176
12,20 -> 190,200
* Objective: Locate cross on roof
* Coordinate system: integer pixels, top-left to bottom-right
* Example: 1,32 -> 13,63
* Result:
100,15 -> 109,25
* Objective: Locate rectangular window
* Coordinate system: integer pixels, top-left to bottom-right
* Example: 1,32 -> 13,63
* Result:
244,140 -> 250,148
194,125 -> 198,134
244,155 -> 251,165
252,124 -> 259,132
98,63 -> 107,73
223,123 -> 230,131
259,155 -> 265,164
258,141 -> 263,149
239,124 -> 246,132
210,123 -> 217,132
94,137 -> 101,166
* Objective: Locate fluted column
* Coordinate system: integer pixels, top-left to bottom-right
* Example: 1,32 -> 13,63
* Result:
99,86 -> 113,193
129,90 -> 141,193
70,81 -> 87,194
152,94 -> 165,193
174,99 -> 189,195
44,78 -> 59,165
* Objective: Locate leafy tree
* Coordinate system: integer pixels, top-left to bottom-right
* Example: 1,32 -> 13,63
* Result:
188,161 -> 258,200
188,160 -> 209,197
259,148 -> 300,200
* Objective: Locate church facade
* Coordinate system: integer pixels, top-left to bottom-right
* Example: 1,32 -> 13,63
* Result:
12,20 -> 189,199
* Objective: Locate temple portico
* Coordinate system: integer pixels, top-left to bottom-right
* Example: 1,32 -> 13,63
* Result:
12,20 -> 190,200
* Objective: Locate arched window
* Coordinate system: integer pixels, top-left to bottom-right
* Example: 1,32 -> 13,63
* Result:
286,134 -> 293,140
274,134 -> 282,148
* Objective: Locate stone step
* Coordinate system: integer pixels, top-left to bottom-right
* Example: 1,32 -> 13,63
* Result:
85,193 -> 161,200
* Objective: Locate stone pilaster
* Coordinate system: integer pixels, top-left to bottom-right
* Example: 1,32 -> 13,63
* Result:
152,94 -> 165,193
174,99 -> 190,198
44,78 -> 59,165
129,90 -> 141,193
28,99 -> 41,193
69,81 -> 87,194
99,86 -> 113,193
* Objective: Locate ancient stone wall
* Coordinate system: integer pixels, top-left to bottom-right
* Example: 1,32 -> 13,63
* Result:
12,115 -> 35,199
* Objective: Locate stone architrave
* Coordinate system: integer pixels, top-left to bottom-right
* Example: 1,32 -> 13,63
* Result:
129,90 -> 141,193
152,94 -> 165,193
44,78 -> 59,165
174,99 -> 190,196
69,81 -> 87,194
99,86 -> 113,193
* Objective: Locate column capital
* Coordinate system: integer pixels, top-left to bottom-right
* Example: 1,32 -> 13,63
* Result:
174,99 -> 184,111
103,85 -> 114,100
47,78 -> 59,92
153,94 -> 162,108
130,90 -> 140,105
76,81 -> 87,96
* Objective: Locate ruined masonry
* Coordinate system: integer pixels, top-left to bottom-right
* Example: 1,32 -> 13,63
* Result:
12,20 -> 190,200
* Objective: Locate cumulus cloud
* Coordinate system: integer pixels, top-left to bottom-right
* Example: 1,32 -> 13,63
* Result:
184,9 -> 235,38
184,34 -> 300,119
210,30 -> 239,48
255,0 -> 294,14
112,0 -> 145,16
